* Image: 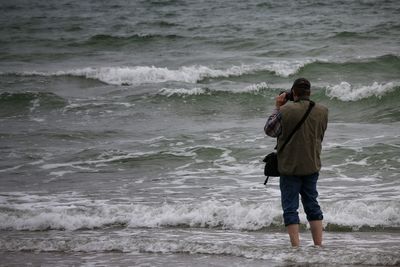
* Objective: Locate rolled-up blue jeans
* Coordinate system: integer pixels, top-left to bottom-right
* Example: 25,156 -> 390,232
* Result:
279,172 -> 323,226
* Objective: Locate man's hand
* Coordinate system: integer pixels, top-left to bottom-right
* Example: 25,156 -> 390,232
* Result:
275,93 -> 287,109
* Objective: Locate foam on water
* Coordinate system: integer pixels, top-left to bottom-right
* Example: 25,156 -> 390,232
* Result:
1,231 -> 399,266
157,82 -> 269,96
39,148 -> 196,172
2,60 -> 310,85
326,81 -> 400,101
242,82 -> 269,92
0,194 -> 399,232
1,1 -> 400,265
158,87 -> 208,96
4,65 -> 257,85
0,198 -> 280,231
323,200 -> 400,230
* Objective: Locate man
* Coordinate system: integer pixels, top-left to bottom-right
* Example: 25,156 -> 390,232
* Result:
264,78 -> 328,247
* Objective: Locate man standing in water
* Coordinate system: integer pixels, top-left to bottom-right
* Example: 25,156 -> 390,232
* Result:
264,78 -> 328,247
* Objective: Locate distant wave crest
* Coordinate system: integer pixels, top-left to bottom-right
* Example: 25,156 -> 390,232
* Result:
1,61 -> 310,85
0,195 -> 399,232
2,55 -> 399,88
158,82 -> 269,96
326,81 -> 400,101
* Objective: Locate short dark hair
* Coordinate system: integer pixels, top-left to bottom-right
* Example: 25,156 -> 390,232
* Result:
291,78 -> 311,97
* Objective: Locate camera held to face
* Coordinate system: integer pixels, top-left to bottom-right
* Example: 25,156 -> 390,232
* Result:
280,90 -> 294,101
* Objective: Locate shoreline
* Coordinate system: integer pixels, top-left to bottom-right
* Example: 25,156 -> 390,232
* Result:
1,229 -> 399,266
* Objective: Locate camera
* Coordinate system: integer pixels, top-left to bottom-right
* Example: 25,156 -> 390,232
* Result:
280,89 -> 294,101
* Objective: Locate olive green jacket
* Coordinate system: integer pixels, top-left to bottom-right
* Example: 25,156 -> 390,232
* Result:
277,99 -> 328,176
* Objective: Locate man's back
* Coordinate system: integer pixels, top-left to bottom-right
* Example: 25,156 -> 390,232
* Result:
278,99 -> 328,176
264,78 -> 327,247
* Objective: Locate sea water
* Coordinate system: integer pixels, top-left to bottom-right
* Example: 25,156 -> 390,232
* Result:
0,0 -> 399,266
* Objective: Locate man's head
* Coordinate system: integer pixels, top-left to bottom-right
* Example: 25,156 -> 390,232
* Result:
291,78 -> 311,98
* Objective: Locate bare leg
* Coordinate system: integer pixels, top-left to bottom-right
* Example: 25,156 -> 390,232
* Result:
287,224 -> 300,247
309,220 -> 323,246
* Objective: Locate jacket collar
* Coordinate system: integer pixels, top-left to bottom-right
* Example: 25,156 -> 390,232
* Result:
294,96 -> 310,102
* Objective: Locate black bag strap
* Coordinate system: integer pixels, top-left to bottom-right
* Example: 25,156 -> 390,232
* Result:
264,101 -> 315,186
277,101 -> 315,154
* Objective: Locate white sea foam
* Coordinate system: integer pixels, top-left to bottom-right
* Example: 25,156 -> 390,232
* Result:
0,229 -> 400,266
29,98 -> 40,113
158,82 -> 270,96
268,60 -> 312,77
0,194 -> 399,231
0,199 -> 281,231
242,81 -> 269,92
17,65 -> 256,85
1,232 -> 399,265
30,117 -> 45,122
0,165 -> 23,173
326,81 -> 399,101
39,150 -> 168,171
49,170 -> 76,177
158,87 -> 208,96
10,60 -> 310,85
324,200 -> 400,229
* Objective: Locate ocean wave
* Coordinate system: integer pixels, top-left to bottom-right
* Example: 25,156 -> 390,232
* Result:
157,80 -> 400,102
326,81 -> 400,101
2,54 -> 399,86
0,199 -> 280,231
0,92 -> 66,116
135,20 -> 180,28
146,0 -> 184,6
0,196 -> 399,232
39,149 -> 196,172
77,33 -> 184,47
0,61 -> 309,85
1,235 -> 399,266
158,87 -> 210,96
329,31 -> 374,40
158,82 -> 269,96
11,65 -> 260,85
0,92 -> 64,103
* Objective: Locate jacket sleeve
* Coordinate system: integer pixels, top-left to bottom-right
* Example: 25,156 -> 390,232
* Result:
264,108 -> 282,137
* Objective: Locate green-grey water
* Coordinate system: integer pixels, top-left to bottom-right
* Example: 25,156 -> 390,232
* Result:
0,0 -> 399,266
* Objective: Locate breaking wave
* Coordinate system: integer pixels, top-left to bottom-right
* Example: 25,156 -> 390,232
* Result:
1,235 -> 399,266
2,54 -> 398,86
157,82 -> 269,96
326,81 -> 400,101
0,61 -> 311,85
0,195 -> 399,232
158,81 -> 400,100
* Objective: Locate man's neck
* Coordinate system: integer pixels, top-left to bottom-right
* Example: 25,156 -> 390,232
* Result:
294,96 -> 310,102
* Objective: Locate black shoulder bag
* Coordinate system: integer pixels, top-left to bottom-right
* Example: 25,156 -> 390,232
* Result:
263,101 -> 315,185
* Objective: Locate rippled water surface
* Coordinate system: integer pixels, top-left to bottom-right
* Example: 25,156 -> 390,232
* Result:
0,0 -> 399,266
